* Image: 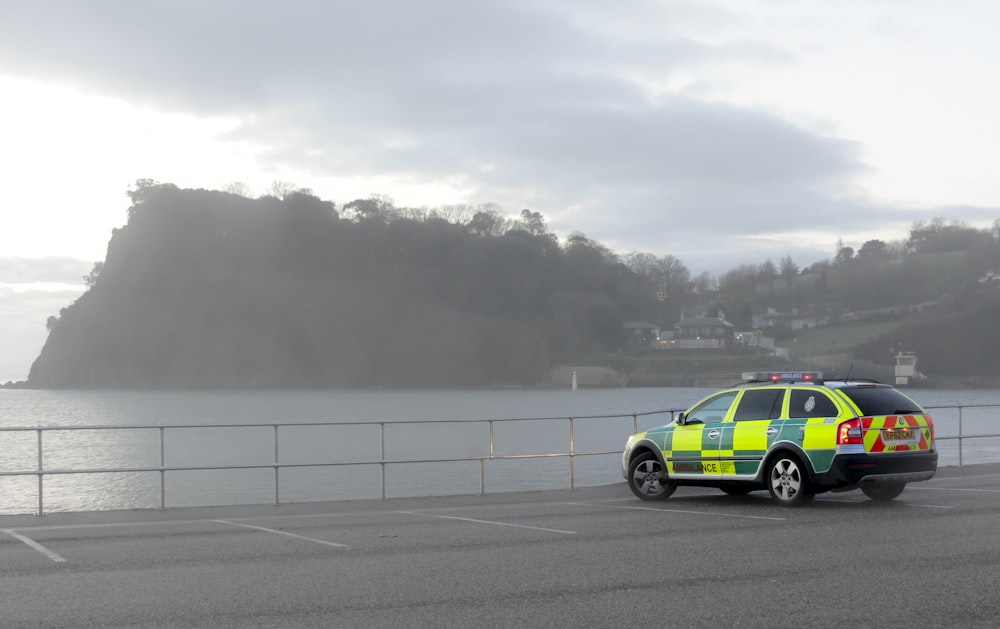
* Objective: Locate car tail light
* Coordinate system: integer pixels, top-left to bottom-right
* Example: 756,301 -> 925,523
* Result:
837,418 -> 864,445
927,416 -> 936,440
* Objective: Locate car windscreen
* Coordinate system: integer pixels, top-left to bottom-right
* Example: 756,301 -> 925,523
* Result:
838,386 -> 923,416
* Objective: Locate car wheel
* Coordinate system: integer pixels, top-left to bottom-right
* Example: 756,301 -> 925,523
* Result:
766,454 -> 813,506
861,481 -> 906,502
627,451 -> 675,501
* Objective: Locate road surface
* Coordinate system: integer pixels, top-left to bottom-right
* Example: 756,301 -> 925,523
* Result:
2,463 -> 999,628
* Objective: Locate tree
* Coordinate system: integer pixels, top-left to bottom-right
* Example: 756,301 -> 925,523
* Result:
83,262 -> 104,287
223,181 -> 252,197
691,271 -> 715,295
779,255 -> 798,294
653,255 -> 690,302
267,181 -> 305,200
907,218 -> 980,255
467,209 -> 512,237
835,246 -> 855,264
125,179 -> 181,221
758,259 -> 777,280
519,209 -> 548,236
622,252 -> 658,277
343,196 -> 397,222
718,264 -> 759,307
857,239 -> 889,261
759,259 -> 777,297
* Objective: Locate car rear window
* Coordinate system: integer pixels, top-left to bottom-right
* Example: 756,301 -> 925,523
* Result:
734,389 -> 784,421
788,389 -> 839,418
838,386 -> 923,416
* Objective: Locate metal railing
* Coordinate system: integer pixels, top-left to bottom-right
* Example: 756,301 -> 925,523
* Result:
1,404 -> 997,515
0,410 -> 673,515
924,403 -> 1000,469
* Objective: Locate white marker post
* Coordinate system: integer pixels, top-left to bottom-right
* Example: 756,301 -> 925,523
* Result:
572,370 -> 577,391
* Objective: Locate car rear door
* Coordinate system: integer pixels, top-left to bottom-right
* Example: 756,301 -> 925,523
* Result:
720,387 -> 785,479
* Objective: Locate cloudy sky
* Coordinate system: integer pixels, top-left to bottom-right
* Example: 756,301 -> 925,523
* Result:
1,0 -> 999,380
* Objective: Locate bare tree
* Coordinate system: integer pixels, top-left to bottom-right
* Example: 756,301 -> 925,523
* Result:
267,181 -> 309,200
223,181 -> 252,197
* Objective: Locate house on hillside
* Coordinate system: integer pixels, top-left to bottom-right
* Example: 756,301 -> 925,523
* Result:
669,313 -> 736,350
753,306 -> 827,332
624,321 -> 660,350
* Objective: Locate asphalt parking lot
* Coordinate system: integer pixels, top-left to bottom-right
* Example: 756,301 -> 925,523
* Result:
3,462 -> 999,628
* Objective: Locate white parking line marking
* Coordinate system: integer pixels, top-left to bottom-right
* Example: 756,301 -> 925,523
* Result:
928,472 -> 1000,483
912,486 -> 1000,493
2,529 -> 66,563
397,511 -> 576,534
211,520 -> 347,548
565,502 -> 786,521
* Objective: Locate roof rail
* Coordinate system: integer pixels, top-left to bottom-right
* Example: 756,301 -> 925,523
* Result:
828,377 -> 883,385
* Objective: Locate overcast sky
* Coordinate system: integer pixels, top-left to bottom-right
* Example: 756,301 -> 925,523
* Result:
1,0 -> 999,380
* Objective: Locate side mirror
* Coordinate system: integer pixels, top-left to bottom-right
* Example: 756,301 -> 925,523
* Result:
676,412 -> 685,425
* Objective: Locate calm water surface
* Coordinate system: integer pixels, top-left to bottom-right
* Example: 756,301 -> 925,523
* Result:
1,387 -> 998,514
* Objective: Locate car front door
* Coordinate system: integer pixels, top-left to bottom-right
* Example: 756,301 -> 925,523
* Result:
668,391 -> 737,479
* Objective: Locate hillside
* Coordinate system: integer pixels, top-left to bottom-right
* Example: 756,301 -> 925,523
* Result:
851,288 -> 1000,385
19,183 -> 1000,389
26,184 -> 654,388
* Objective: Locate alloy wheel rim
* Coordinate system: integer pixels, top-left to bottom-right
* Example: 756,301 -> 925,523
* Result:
633,460 -> 665,495
771,459 -> 801,501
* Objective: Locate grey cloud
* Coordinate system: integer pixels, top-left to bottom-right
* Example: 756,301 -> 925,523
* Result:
1,0 -> 977,275
0,257 -> 92,284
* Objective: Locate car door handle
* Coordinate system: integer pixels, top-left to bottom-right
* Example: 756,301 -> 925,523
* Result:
765,427 -> 779,435
707,430 -> 721,439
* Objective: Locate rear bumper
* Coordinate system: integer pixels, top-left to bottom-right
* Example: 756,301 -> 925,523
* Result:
817,451 -> 938,489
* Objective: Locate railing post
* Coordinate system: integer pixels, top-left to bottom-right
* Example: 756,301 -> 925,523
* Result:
480,459 -> 486,496
569,417 -> 575,490
632,413 -> 638,435
273,424 -> 280,505
36,427 -> 44,516
958,405 -> 964,467
159,426 -> 166,510
483,419 -> 493,497
379,422 -> 386,501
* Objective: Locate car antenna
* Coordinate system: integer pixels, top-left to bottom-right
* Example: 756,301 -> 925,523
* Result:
844,363 -> 854,382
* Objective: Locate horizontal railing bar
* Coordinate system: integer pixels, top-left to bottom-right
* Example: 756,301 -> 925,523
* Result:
0,449 -> 625,478
934,433 -> 1000,440
0,411 -> 677,433
923,404 -> 1000,410
5,403 -> 997,434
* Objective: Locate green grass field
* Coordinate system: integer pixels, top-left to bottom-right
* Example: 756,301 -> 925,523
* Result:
790,318 -> 906,358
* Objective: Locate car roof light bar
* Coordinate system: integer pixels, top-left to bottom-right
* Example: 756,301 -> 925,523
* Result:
741,371 -> 823,384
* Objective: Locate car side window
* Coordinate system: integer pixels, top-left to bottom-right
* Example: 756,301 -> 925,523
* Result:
788,389 -> 839,418
683,391 -> 738,425
733,389 -> 785,421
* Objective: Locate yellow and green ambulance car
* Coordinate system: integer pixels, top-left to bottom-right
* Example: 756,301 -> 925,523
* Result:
622,373 -> 938,506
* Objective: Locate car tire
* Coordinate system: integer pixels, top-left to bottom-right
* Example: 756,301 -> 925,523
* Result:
861,481 -> 906,502
627,451 -> 675,501
766,453 -> 813,506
